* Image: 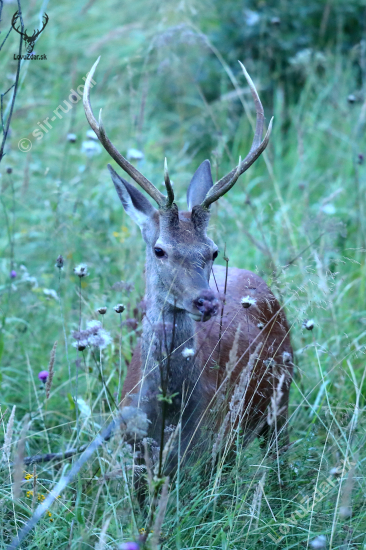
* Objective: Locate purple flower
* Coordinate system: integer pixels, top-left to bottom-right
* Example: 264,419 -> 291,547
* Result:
10,270 -> 17,279
119,543 -> 140,550
38,370 -> 49,383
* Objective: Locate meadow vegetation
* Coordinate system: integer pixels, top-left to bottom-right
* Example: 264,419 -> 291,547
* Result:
1,0 -> 366,548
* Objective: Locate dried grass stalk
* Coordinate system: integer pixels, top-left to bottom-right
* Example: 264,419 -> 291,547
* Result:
211,411 -> 230,467
151,477 -> 170,548
13,415 -> 29,499
2,405 -> 16,465
267,373 -> 286,426
229,342 -> 263,425
46,341 -> 57,399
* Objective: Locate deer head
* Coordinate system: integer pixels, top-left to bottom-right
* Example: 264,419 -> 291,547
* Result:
11,11 -> 49,54
83,59 -> 272,322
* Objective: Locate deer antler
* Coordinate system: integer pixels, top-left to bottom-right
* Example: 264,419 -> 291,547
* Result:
31,13 -> 49,41
200,62 -> 273,209
83,58 -> 167,207
11,11 -> 23,35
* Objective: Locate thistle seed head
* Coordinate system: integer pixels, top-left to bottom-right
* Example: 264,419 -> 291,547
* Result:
241,295 -> 256,308
303,319 -> 314,331
181,347 -> 195,358
55,255 -> 64,269
74,263 -> 89,278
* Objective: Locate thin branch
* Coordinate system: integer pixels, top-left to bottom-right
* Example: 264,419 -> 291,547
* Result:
0,0 -> 24,163
1,85 -> 15,133
6,418 -> 117,550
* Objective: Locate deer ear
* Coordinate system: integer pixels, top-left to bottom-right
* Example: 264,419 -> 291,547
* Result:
108,164 -> 157,228
187,159 -> 213,211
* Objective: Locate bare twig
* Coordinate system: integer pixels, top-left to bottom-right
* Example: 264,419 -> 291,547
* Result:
0,0 -> 24,163
6,417 -> 117,550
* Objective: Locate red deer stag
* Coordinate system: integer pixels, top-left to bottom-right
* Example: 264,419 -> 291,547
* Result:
83,58 -> 293,471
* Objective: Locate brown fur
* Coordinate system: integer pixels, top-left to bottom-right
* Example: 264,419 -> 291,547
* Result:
122,264 -> 293,450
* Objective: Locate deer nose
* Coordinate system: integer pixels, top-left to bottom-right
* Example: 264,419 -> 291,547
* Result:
193,289 -> 219,318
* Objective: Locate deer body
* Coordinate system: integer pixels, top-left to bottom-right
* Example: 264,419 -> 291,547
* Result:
83,58 -> 293,466
121,260 -> 292,463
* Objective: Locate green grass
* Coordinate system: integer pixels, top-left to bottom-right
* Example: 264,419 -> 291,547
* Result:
1,0 -> 366,548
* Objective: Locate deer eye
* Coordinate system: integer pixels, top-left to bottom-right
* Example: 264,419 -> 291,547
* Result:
212,250 -> 218,260
154,247 -> 166,258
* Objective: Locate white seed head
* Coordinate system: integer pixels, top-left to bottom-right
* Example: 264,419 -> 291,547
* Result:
303,319 -> 315,331
264,358 -> 276,369
97,307 -> 107,315
282,351 -> 292,364
114,304 -> 125,314
257,321 -> 264,330
120,406 -> 149,438
181,347 -> 195,358
74,263 -> 89,278
241,295 -> 256,308
310,535 -> 326,549
339,506 -> 352,519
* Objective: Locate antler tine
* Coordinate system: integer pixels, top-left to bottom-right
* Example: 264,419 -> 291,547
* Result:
164,158 -> 175,207
83,58 -> 166,207
201,62 -> 273,209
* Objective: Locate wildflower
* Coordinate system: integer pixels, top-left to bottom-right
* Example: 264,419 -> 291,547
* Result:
241,295 -> 256,308
282,351 -> 292,364
270,16 -> 280,25
181,347 -> 194,358
97,307 -> 107,315
263,358 -> 276,369
86,129 -> 98,141
330,466 -> 341,476
347,94 -> 356,104
310,535 -> 326,549
120,406 -> 149,438
138,528 -> 146,535
119,543 -> 140,550
257,321 -> 264,329
43,288 -> 58,300
74,264 -> 89,278
24,472 -> 33,480
67,133 -> 77,143
55,255 -> 64,269
81,140 -> 101,156
6,167 -> 12,174
38,370 -> 49,383
114,304 -> 125,314
72,320 -> 112,350
339,506 -> 352,518
26,490 -> 33,498
10,270 -> 17,278
303,319 -> 314,331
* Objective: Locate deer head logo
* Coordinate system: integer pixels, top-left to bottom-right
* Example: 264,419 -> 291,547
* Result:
11,11 -> 49,54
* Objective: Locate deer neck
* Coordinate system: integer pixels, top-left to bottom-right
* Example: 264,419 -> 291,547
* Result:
141,259 -> 198,394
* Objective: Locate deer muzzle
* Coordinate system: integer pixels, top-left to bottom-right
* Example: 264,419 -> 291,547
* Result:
191,289 -> 219,322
